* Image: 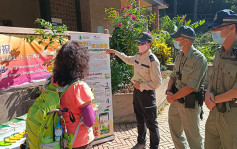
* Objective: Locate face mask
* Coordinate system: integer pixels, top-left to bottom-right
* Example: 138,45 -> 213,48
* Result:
174,41 -> 183,50
211,31 -> 225,45
138,44 -> 148,53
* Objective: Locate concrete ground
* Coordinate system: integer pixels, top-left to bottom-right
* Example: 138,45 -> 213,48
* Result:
93,103 -> 209,149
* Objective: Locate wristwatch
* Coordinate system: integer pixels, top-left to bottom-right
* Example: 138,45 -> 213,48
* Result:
165,90 -> 172,95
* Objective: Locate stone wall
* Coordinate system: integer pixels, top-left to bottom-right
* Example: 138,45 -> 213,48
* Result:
0,81 -> 44,124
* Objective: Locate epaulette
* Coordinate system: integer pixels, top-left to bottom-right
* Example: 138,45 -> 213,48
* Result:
193,50 -> 203,58
149,55 -> 155,62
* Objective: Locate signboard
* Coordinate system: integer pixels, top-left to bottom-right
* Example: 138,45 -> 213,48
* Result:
0,34 -> 55,90
70,33 -> 115,144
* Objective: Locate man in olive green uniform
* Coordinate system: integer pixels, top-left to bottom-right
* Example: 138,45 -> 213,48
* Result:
166,26 -> 207,149
205,9 -> 237,149
106,32 -> 162,149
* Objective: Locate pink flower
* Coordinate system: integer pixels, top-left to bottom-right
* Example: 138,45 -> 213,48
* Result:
183,20 -> 187,24
118,23 -> 122,28
116,11 -> 119,15
181,15 -> 184,19
121,7 -> 125,11
123,15 -> 126,18
147,32 -> 151,34
129,12 -> 132,16
148,19 -> 152,22
132,16 -> 137,21
130,24 -> 133,27
127,5 -> 131,9
106,21 -> 110,26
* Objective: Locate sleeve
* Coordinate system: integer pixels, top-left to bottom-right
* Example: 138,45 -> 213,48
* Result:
74,82 -> 94,107
187,57 -> 207,90
140,60 -> 162,90
115,51 -> 135,66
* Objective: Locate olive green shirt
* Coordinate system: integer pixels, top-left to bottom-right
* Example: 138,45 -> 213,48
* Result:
170,46 -> 208,91
115,50 -> 162,91
210,41 -> 237,95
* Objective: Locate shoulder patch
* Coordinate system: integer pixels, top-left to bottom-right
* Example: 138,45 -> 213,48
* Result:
149,55 -> 155,62
193,49 -> 204,58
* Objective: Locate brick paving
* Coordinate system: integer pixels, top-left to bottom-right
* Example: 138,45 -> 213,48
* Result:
93,103 -> 210,149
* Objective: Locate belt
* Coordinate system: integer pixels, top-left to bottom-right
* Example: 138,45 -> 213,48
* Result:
230,100 -> 237,107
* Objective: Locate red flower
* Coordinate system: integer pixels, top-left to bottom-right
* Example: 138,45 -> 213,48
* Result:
129,12 -> 132,16
118,23 -> 122,28
132,16 -> 137,21
116,12 -> 119,15
121,7 -> 125,11
127,5 -> 131,9
183,20 -> 187,24
130,24 -> 133,27
148,19 -> 152,22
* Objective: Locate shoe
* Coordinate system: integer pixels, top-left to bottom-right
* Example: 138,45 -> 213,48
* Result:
131,143 -> 146,149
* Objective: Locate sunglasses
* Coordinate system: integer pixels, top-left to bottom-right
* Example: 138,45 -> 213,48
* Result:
137,42 -> 147,46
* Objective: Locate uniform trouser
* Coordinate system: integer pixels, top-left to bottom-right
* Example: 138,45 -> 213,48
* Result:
133,88 -> 160,149
168,101 -> 204,149
205,106 -> 237,149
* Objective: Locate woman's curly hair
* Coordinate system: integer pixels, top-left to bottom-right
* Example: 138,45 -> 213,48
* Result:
53,41 -> 89,86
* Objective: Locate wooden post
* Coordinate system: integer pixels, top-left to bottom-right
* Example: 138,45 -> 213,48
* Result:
152,4 -> 159,30
136,0 -> 140,7
174,0 -> 177,18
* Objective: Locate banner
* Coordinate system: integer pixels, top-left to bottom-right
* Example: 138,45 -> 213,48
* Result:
70,33 -> 115,144
0,34 -> 55,90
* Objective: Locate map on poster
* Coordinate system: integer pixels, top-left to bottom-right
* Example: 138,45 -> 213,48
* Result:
70,33 -> 114,143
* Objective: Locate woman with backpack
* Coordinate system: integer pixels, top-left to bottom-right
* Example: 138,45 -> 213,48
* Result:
53,41 -> 96,149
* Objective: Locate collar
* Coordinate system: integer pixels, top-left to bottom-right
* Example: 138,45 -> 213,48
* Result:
183,46 -> 194,58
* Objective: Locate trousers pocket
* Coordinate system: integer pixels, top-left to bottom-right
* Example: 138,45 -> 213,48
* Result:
185,94 -> 196,109
144,106 -> 157,119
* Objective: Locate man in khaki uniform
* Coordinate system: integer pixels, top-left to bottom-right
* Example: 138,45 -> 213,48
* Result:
166,26 -> 207,149
205,9 -> 237,149
106,32 -> 162,149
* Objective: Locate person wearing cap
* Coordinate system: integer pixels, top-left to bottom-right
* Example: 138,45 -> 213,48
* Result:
205,9 -> 237,149
106,32 -> 162,149
166,26 -> 207,149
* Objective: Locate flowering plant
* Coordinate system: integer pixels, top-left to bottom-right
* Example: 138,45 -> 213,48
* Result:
105,0 -> 155,55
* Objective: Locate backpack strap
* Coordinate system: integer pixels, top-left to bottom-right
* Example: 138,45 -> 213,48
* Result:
43,76 -> 52,89
72,118 -> 82,146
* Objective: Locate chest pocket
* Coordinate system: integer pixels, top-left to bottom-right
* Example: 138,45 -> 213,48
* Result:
180,61 -> 193,83
223,62 -> 237,89
140,63 -> 150,74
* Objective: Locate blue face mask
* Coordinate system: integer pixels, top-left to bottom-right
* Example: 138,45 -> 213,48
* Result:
211,31 -> 225,45
174,41 -> 183,50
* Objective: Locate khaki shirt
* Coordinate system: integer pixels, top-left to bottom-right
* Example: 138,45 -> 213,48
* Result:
115,50 -> 162,91
170,46 -> 207,91
210,41 -> 237,95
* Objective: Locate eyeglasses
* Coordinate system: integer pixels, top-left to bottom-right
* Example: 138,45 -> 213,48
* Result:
211,24 -> 232,31
137,42 -> 147,46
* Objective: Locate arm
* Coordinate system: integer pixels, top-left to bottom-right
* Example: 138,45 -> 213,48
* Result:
140,60 -> 162,90
80,103 -> 95,127
106,49 -> 135,65
215,89 -> 237,103
169,85 -> 195,101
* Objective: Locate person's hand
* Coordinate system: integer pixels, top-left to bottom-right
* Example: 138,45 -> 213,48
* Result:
167,94 -> 176,103
205,91 -> 216,110
133,80 -> 140,89
106,49 -> 116,54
